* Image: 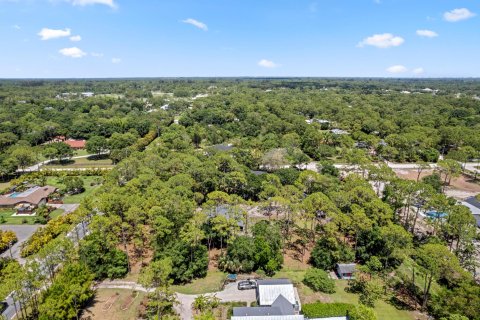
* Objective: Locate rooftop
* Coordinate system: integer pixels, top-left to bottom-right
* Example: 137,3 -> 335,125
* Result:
65,139 -> 86,149
0,186 -> 57,207
337,263 -> 356,274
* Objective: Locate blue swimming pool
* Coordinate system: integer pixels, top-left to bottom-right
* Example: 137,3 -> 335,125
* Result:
426,211 -> 447,219
8,192 -> 21,198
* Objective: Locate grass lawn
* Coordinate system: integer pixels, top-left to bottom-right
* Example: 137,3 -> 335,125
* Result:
82,288 -> 145,320
0,181 -> 10,190
46,157 -> 114,169
270,268 -> 424,320
0,209 -> 38,225
171,270 -> 227,294
49,208 -> 64,219
45,176 -> 102,204
396,257 -> 442,296
74,149 -> 90,157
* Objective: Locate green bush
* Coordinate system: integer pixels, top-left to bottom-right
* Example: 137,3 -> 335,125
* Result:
303,268 -> 336,293
302,302 -> 355,318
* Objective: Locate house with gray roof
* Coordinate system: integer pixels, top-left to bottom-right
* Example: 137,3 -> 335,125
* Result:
231,279 -> 302,320
336,263 -> 356,280
460,197 -> 480,228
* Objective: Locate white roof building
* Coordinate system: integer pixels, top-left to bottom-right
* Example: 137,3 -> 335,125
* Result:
257,279 -> 296,306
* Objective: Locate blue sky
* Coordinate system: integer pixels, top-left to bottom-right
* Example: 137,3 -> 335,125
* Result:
0,0 -> 479,78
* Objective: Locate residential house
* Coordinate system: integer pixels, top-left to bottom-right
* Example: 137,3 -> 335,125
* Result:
231,279 -> 302,320
336,263 -> 356,280
0,186 -> 57,214
462,197 -> 480,228
330,129 -> 349,135
64,139 -> 86,150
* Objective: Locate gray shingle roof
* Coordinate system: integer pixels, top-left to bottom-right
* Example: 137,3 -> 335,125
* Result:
465,196 -> 480,209
271,295 -> 295,315
233,295 -> 294,317
337,263 -> 356,274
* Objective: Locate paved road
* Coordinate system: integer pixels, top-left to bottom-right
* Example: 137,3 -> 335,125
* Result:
0,225 -> 41,263
97,280 -> 256,320
48,203 -> 80,215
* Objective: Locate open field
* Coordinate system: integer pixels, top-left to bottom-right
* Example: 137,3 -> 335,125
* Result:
82,288 -> 145,320
45,176 -> 102,204
45,157 -> 114,169
395,169 -> 480,197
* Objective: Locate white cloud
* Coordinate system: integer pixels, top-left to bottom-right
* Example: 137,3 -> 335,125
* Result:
111,58 -> 121,64
38,28 -> 71,40
70,35 -> 81,42
358,33 -> 404,48
416,29 -> 438,38
182,18 -> 208,31
413,68 -> 424,75
91,52 -> 104,57
59,47 -> 86,58
444,8 -> 476,22
12,24 -> 21,30
386,65 -> 408,74
258,59 -> 278,68
67,0 -> 116,8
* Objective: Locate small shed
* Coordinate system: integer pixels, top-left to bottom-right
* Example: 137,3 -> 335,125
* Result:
336,263 -> 356,280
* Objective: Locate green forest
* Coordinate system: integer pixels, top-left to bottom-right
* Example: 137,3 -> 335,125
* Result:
0,78 -> 479,320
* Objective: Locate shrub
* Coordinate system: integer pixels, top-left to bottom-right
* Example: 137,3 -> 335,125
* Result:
21,215 -> 72,257
349,304 -> 377,320
0,230 -> 17,253
303,268 -> 335,293
302,302 -> 355,318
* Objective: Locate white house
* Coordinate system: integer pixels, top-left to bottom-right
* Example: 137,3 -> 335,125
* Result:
231,279 -> 302,320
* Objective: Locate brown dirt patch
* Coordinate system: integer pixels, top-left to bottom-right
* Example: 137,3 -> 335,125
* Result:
395,169 -> 480,195
82,289 -> 145,320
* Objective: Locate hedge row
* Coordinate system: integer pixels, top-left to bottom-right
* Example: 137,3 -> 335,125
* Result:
302,302 -> 355,318
20,215 -> 73,257
128,129 -> 157,152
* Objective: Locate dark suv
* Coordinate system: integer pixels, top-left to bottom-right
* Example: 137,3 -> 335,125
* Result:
0,301 -> 7,314
237,280 -> 256,290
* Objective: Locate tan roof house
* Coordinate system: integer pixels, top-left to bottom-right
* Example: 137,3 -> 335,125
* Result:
0,186 -> 57,209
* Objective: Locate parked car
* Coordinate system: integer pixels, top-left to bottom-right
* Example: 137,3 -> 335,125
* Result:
237,280 -> 256,290
0,301 -> 7,314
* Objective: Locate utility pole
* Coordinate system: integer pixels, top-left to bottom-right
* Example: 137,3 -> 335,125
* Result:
9,241 -> 14,259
